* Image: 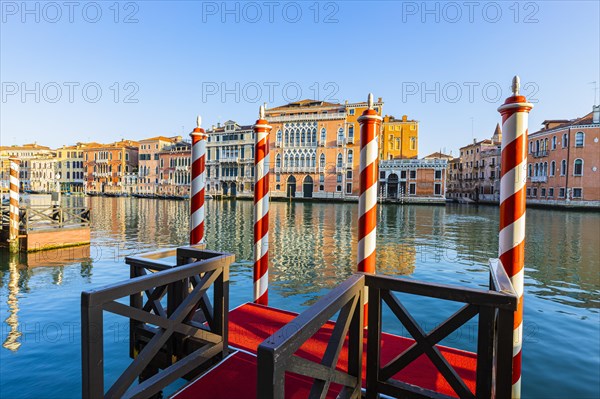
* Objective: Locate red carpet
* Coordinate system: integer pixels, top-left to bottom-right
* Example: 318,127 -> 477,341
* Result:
174,303 -> 477,398
172,351 -> 342,399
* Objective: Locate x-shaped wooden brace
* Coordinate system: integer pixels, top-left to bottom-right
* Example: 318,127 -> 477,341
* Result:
104,268 -> 222,399
187,274 -> 215,329
287,293 -> 361,399
137,268 -> 167,318
380,291 -> 478,399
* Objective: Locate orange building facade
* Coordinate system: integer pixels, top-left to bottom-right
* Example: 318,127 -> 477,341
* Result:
266,98 -> 383,199
83,140 -> 139,194
380,115 -> 419,160
526,106 -> 600,207
138,136 -> 181,195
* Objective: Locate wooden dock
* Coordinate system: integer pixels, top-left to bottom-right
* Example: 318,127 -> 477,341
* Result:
81,246 -> 517,399
1,205 -> 90,252
173,302 -> 478,398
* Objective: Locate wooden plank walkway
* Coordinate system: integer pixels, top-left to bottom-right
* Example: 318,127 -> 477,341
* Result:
173,303 -> 478,398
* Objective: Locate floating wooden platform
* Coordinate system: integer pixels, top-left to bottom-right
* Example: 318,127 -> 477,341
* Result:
173,303 -> 477,398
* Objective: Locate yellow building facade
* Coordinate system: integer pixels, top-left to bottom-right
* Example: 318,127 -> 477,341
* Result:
380,115 -> 419,160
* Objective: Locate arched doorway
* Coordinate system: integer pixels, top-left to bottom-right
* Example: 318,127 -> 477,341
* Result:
222,183 -> 229,196
230,183 -> 237,197
387,174 -> 399,198
303,176 -> 313,198
286,176 -> 296,198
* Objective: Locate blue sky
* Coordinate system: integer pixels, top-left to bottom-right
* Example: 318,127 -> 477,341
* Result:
1,0 -> 599,156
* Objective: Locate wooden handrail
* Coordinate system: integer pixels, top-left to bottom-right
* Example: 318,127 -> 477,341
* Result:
257,274 -> 365,399
81,248 -> 234,399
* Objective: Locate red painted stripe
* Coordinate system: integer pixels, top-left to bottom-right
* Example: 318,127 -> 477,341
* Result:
512,349 -> 522,384
501,133 -> 526,177
253,213 -> 269,243
255,290 -> 268,306
358,208 -> 376,241
254,251 -> 269,281
499,240 -> 525,278
501,106 -> 531,124
499,189 -> 526,231
359,162 -> 377,194
357,250 -> 376,274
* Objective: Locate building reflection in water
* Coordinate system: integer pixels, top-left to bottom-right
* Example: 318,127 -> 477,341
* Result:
1,197 -> 598,353
0,245 -> 92,352
2,252 -> 22,351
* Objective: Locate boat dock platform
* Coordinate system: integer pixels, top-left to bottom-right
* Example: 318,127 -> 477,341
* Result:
1,204 -> 90,252
81,246 -> 517,399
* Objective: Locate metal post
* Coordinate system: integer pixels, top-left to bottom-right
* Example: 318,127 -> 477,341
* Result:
190,116 -> 208,245
253,105 -> 272,305
8,158 -> 20,253
497,75 -> 533,398
357,94 -> 382,322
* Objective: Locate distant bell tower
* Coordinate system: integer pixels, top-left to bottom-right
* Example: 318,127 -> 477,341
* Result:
492,122 -> 502,143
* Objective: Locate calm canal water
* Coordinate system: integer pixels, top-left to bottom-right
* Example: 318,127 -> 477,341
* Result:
1,197 -> 598,398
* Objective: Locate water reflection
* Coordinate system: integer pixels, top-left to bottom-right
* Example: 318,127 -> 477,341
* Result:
2,253 -> 21,351
0,246 -> 93,351
525,210 -> 600,309
1,197 -> 598,399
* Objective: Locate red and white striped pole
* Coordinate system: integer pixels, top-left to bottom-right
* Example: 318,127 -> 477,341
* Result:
190,116 -> 208,246
253,105 -> 272,305
357,94 -> 382,319
8,158 -> 20,253
497,76 -> 533,398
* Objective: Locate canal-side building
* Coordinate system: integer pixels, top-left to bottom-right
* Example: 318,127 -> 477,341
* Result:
478,146 -> 501,202
157,141 -> 192,197
137,136 -> 182,195
526,106 -> 600,207
55,143 -> 87,193
83,140 -> 139,195
29,157 -> 58,193
446,157 -> 461,200
266,98 -> 384,200
380,115 -> 419,160
0,143 -> 54,191
378,158 -> 447,202
206,121 -> 255,198
451,125 -> 502,201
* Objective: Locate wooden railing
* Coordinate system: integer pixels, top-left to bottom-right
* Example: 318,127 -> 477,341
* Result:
81,247 -> 234,399
257,274 -> 365,399
19,205 -> 90,231
258,259 -> 517,399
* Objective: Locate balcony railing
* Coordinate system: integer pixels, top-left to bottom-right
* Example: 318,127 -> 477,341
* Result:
380,159 -> 448,169
281,166 -> 317,173
531,175 -> 548,182
220,156 -> 239,163
267,112 -> 346,123
282,142 -> 318,148
532,150 -> 548,158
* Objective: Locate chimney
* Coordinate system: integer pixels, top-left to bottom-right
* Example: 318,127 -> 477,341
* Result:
217,122 -> 221,128
378,97 -> 382,103
473,138 -> 477,144
593,105 -> 600,124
